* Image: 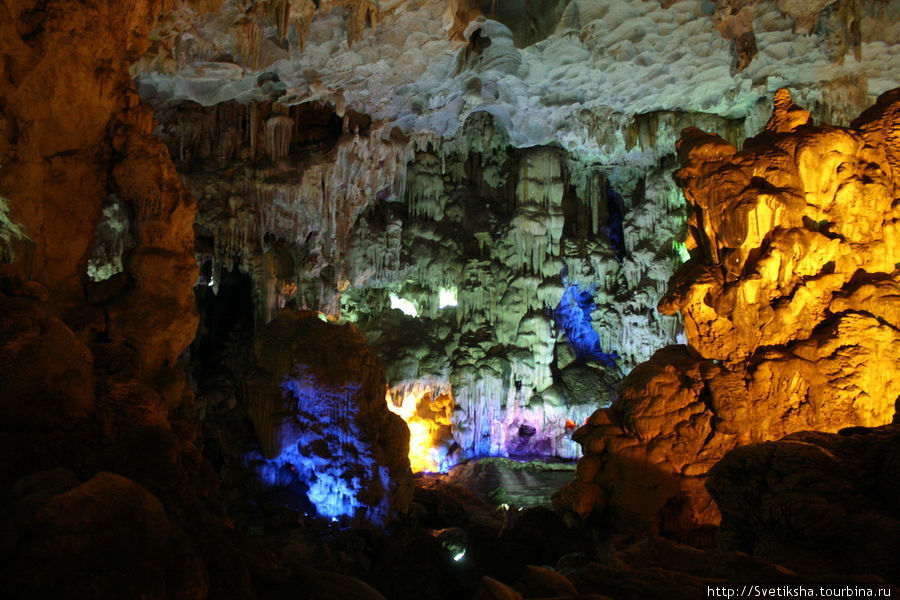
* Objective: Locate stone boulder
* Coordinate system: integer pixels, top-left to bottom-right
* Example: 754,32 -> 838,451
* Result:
0,268 -> 95,484
0,471 -> 207,600
707,425 -> 900,580
245,310 -> 413,524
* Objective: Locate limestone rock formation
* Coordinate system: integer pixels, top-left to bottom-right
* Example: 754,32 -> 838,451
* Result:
470,533 -> 888,600
137,0 -> 899,155
0,268 -> 94,483
561,88 -> 900,539
131,0 -> 899,476
160,92 -> 687,467
0,2 -> 257,597
707,425 -> 900,581
1,471 -> 207,600
245,310 -> 413,523
1,1 -> 896,595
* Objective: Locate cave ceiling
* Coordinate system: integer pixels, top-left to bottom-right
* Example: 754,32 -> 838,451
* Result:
137,0 -> 899,162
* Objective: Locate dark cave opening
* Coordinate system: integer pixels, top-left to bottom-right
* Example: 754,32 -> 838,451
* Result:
605,187 -> 626,262
191,267 -> 255,381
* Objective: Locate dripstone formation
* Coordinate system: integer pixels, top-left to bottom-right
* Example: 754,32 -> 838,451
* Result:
1,1 -> 899,598
560,89 -> 900,541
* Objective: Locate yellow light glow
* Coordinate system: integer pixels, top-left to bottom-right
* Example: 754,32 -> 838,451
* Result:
385,382 -> 454,473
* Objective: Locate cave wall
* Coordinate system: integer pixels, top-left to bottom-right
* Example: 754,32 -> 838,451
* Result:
152,93 -> 692,468
0,1 -> 258,597
0,1 -> 896,596
340,127 -> 688,464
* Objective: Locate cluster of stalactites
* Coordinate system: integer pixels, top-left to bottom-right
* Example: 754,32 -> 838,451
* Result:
201,128 -> 413,319
346,213 -> 407,288
556,163 -> 687,373
451,367 -> 591,461
341,129 -> 688,461
407,152 -> 447,221
508,149 -> 566,276
134,0 -> 382,75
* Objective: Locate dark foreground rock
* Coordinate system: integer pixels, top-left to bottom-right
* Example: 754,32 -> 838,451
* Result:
708,424 -> 900,582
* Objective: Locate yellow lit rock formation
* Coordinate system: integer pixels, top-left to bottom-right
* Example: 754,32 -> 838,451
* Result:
558,89 -> 900,541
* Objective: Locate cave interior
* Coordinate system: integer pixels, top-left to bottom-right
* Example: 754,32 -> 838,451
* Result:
1,1 -> 899,599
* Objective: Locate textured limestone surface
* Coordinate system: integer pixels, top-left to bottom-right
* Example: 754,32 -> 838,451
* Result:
159,90 -> 688,465
131,0 -> 899,471
707,425 -> 900,581
559,89 -> 900,540
0,471 -> 208,599
137,0 -> 900,159
0,2 -> 258,597
1,2 -> 896,595
245,309 -> 413,523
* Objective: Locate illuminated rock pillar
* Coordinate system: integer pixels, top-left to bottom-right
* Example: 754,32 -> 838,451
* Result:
559,89 -> 900,540
245,310 -> 413,524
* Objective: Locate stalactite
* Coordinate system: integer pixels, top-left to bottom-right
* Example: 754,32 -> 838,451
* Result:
249,102 -> 261,160
192,123 -> 414,316
344,1 -> 379,47
290,0 -> 318,49
234,21 -> 264,70
265,115 -> 295,161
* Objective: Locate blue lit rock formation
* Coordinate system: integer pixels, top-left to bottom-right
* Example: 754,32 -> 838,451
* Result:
554,283 -> 618,367
245,310 -> 412,523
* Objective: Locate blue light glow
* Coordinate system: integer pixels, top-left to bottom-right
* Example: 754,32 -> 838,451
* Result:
248,372 -> 391,525
554,284 -> 618,367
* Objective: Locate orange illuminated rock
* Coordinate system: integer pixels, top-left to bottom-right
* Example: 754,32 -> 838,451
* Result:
562,89 -> 900,539
0,2 -> 243,596
386,380 -> 455,473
